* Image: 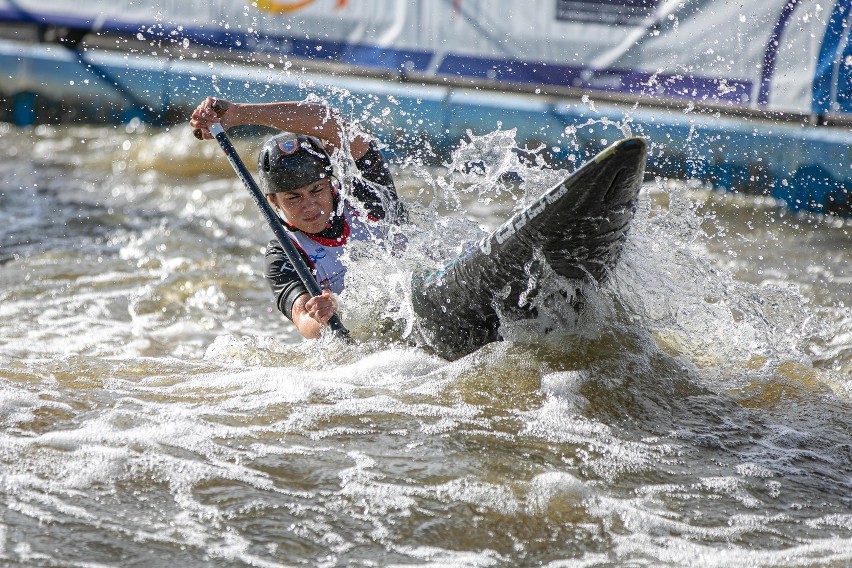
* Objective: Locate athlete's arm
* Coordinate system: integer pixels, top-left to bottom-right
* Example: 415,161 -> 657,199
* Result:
290,289 -> 340,339
190,97 -> 371,159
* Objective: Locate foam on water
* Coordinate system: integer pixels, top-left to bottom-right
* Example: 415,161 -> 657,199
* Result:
1,118 -> 851,566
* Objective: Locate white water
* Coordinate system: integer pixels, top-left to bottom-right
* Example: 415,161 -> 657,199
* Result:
1,121 -> 850,566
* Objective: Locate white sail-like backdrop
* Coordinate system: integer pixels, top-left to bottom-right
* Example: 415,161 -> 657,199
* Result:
0,0 -> 849,117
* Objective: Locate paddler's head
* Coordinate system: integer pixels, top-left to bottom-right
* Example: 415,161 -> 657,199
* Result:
258,132 -> 337,234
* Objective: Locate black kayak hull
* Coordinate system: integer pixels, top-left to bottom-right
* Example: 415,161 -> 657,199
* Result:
411,137 -> 647,358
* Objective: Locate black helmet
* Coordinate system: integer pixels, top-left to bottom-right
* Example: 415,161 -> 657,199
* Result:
257,133 -> 333,194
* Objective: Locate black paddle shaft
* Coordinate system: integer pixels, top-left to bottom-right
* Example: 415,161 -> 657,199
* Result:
208,122 -> 351,341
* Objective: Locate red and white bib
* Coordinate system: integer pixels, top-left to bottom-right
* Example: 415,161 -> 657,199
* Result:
283,202 -> 387,294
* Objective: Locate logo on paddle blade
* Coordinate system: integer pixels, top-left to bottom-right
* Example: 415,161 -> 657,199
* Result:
279,139 -> 299,154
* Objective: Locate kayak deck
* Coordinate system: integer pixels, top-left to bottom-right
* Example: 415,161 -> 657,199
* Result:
410,137 -> 647,358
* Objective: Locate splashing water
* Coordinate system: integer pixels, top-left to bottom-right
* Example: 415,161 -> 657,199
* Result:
1,116 -> 850,567
334,118 -> 845,385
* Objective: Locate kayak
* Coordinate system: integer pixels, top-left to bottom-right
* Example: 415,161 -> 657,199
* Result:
410,137 -> 647,358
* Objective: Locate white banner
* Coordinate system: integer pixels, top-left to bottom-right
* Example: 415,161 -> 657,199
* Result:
0,0 -> 849,116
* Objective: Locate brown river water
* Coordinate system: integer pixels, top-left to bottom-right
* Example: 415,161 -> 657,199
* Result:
0,120 -> 850,567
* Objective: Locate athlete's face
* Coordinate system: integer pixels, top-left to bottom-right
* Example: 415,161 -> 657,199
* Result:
267,178 -> 335,234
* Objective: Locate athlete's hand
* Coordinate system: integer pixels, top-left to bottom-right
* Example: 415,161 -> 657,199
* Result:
304,289 -> 339,325
190,97 -> 232,140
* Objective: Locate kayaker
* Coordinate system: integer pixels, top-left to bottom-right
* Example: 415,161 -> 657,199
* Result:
190,97 -> 405,339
